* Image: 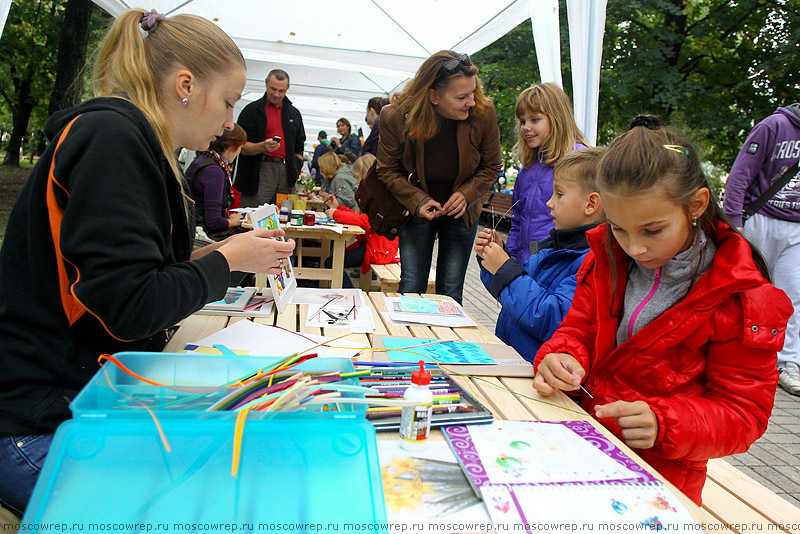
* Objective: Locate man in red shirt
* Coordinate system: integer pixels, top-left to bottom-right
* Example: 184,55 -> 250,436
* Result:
236,69 -> 306,206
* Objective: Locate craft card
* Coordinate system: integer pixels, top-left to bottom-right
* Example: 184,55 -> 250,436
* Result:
376,440 -> 492,529
202,287 -> 256,311
481,482 -> 699,533
305,303 -> 375,333
382,338 -> 496,365
384,297 -> 477,328
443,420 -> 655,491
250,204 -> 296,312
398,296 -> 462,316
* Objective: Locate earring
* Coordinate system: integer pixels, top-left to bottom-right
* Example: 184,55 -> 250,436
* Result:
691,218 -> 697,227
182,98 -> 189,107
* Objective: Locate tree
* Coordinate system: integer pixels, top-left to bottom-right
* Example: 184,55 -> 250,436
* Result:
0,0 -> 62,166
48,0 -> 95,117
474,0 -> 800,173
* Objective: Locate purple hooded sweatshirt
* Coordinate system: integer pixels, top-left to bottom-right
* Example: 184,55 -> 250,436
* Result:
724,104 -> 800,227
507,143 -> 587,263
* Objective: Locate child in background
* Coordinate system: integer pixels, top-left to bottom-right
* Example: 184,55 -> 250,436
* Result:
507,83 -> 588,263
324,154 -> 399,287
533,117 -> 792,505
475,147 -> 606,362
317,151 -> 357,209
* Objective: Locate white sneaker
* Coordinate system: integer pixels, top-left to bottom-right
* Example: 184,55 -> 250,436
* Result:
778,362 -> 800,396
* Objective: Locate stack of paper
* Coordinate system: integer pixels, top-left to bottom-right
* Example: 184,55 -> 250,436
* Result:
383,296 -> 477,327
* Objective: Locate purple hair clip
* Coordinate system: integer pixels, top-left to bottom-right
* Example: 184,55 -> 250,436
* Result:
140,9 -> 165,33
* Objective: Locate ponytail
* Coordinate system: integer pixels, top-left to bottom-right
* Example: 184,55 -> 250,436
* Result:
92,9 -> 245,183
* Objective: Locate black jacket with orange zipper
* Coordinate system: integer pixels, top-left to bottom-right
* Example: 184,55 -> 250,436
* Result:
0,97 -> 230,434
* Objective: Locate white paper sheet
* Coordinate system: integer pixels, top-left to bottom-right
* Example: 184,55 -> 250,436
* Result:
181,320 -> 366,358
289,287 -> 366,307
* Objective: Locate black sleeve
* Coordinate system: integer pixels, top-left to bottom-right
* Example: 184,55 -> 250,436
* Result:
54,112 -> 229,341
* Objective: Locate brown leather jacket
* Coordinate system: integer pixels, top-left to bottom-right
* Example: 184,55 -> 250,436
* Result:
376,103 -> 502,229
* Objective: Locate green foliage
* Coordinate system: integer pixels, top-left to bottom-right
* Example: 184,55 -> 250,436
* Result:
0,0 -> 63,134
474,0 -> 800,175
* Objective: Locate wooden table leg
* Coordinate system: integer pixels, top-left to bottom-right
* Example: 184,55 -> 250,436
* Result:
330,238 -> 345,289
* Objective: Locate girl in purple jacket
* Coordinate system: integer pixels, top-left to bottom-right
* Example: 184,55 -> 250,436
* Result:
507,83 -> 587,263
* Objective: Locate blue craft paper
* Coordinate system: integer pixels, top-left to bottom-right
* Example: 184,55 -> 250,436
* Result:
383,338 -> 496,365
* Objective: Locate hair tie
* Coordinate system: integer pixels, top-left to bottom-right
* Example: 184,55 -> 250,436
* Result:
629,115 -> 660,130
140,9 -> 165,34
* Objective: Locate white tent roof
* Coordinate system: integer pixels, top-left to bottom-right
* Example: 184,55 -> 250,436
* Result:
91,0 -> 606,150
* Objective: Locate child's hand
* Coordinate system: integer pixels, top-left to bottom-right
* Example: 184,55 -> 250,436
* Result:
533,353 -> 585,396
325,207 -> 337,220
594,400 -> 658,449
479,242 -> 509,274
474,228 -> 503,254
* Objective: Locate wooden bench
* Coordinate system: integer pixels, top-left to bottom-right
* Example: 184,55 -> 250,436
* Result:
481,191 -> 514,225
360,262 -> 436,293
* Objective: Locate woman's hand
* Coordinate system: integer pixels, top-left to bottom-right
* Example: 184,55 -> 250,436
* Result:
595,401 -> 658,449
326,195 -> 339,210
417,198 -> 443,220
533,353 -> 585,396
330,137 -> 341,148
227,213 -> 242,228
217,228 -> 295,274
479,242 -> 509,275
442,191 -> 467,218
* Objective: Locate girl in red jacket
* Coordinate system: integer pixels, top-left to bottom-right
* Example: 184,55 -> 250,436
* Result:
324,154 -> 399,287
533,117 -> 793,505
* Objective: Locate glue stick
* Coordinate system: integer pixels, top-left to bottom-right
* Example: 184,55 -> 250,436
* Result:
398,360 -> 433,451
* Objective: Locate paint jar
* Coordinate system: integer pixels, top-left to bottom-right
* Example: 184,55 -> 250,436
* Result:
290,210 -> 303,226
303,210 -> 316,226
279,206 -> 289,224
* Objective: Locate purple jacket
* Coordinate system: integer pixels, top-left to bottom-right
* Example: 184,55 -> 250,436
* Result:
186,155 -> 230,233
724,104 -> 800,227
507,143 -> 587,263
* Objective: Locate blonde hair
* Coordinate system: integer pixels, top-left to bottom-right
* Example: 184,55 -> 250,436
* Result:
395,50 -> 492,143
319,151 -> 344,178
92,9 -> 245,182
553,146 -> 606,194
352,153 -> 376,182
513,83 -> 587,168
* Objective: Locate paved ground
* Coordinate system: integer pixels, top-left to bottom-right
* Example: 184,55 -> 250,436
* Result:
452,223 -> 800,506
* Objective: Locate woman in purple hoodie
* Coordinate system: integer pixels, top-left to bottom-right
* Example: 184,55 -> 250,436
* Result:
506,83 -> 587,263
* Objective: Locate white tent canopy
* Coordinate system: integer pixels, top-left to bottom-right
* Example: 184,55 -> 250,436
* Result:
91,0 -> 605,151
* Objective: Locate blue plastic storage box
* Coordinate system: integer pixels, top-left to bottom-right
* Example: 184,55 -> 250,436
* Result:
71,351 -> 367,419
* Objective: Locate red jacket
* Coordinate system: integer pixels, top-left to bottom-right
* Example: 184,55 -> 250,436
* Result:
535,223 -> 792,505
332,205 -> 399,273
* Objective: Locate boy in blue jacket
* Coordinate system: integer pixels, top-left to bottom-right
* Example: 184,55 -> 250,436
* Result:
474,147 -> 606,363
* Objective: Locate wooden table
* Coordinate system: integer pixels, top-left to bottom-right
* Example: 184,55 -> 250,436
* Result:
253,222 -> 364,289
166,292 -> 800,533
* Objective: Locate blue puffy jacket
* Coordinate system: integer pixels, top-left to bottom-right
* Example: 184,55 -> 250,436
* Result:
506,144 -> 587,263
478,224 -> 596,363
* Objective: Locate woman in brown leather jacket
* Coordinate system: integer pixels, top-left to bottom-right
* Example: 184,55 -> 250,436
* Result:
377,50 -> 502,303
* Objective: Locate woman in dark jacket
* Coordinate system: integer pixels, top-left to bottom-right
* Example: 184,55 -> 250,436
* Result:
187,124 -> 247,239
377,50 -> 502,303
330,117 -> 362,157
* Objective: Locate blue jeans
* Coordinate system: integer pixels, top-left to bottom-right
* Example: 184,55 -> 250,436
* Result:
0,434 -> 53,517
399,216 -> 478,304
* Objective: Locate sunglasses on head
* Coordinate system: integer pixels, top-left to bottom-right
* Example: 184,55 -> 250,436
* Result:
434,54 -> 472,83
